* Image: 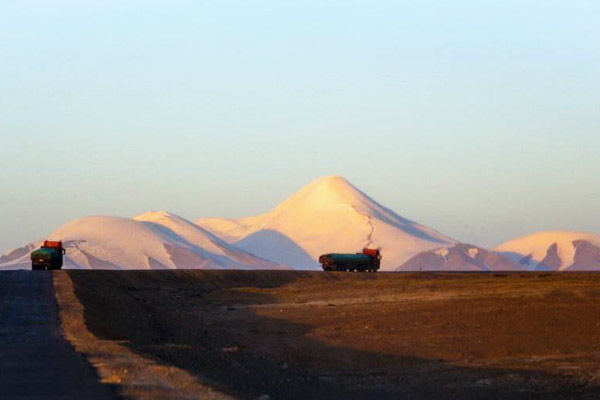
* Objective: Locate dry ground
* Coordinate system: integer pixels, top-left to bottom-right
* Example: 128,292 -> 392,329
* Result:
56,270 -> 600,399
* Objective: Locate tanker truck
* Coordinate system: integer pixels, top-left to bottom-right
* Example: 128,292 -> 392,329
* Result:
31,241 -> 66,270
319,248 -> 381,272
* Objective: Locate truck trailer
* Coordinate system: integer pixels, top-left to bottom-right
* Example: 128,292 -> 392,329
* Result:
31,241 -> 66,271
319,248 -> 381,272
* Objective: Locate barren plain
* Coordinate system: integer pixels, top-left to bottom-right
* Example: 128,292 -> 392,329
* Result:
56,271 -> 600,399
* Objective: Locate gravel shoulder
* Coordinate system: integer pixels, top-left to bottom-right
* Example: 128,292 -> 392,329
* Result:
53,270 -> 234,400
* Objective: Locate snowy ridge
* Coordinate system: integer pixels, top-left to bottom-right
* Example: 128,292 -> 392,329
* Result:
133,211 -> 280,268
0,243 -> 37,270
496,231 -> 600,271
398,244 -> 522,272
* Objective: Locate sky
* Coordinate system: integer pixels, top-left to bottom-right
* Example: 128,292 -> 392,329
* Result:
1,0 -> 599,253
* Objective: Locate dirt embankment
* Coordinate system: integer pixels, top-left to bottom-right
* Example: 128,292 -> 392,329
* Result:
56,270 -> 600,399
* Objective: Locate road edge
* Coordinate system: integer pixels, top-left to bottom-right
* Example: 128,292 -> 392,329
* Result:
52,271 -> 236,400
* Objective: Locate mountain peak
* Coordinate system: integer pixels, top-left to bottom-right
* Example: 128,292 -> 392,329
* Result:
310,175 -> 350,186
198,176 -> 455,270
135,211 -> 179,222
278,175 -> 365,211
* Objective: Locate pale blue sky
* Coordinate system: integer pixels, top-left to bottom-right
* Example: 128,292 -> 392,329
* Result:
1,0 -> 599,252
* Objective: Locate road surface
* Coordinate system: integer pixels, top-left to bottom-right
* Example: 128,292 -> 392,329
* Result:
0,271 -> 113,400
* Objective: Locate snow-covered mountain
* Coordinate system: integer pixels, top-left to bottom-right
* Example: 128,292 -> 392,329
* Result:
6,176 -> 595,272
197,176 -> 457,270
0,243 -> 36,270
0,214 -> 284,270
397,244 -> 523,272
495,231 -> 600,271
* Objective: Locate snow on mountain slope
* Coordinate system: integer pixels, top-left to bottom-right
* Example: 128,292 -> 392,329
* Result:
134,211 -> 282,269
397,244 -> 523,272
0,243 -> 37,270
1,215 -> 284,270
197,176 -> 457,270
495,231 -> 600,271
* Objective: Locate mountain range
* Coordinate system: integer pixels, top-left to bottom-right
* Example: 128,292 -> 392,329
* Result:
496,231 -> 600,271
1,176 -> 598,271
0,214 -> 283,270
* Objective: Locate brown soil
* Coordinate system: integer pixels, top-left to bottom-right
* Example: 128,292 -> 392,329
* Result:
61,270 -> 600,399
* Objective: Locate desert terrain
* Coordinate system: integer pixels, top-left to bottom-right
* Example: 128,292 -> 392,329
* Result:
54,270 -> 600,399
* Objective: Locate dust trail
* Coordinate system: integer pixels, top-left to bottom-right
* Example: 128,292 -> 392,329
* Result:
350,205 -> 375,248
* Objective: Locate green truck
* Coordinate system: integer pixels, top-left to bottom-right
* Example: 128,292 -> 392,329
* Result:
31,241 -> 66,270
319,248 -> 381,272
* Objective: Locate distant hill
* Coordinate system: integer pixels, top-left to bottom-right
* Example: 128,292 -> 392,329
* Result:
495,231 -> 600,271
0,214 -> 283,270
396,243 -> 523,271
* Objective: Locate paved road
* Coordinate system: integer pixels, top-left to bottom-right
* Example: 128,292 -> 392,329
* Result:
0,271 -> 114,400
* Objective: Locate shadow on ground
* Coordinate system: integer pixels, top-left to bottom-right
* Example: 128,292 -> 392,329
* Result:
67,270 -> 600,399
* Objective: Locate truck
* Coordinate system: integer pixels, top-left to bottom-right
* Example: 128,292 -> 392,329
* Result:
31,241 -> 66,271
319,248 -> 382,272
